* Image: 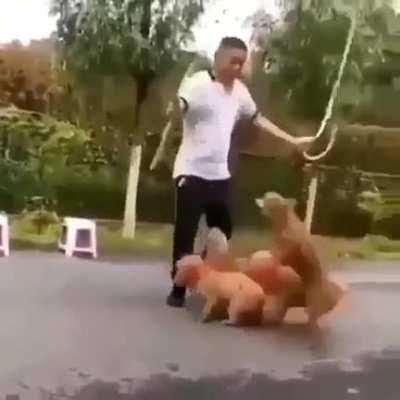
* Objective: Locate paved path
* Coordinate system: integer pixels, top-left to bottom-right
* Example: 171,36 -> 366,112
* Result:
0,252 -> 400,398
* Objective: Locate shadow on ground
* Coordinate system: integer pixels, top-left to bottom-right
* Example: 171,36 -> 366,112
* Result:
5,348 -> 400,400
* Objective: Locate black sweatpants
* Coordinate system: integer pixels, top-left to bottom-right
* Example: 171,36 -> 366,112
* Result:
171,175 -> 233,279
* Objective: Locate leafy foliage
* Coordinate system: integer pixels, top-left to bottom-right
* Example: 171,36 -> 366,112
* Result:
19,196 -> 60,235
51,0 -> 204,75
50,0 -> 206,144
257,0 -> 398,121
0,41 -> 52,112
0,106 -> 110,212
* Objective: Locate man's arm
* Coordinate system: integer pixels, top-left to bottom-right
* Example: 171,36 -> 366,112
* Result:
254,114 -> 314,148
149,97 -> 185,171
166,96 -> 187,125
238,82 -> 314,150
151,71 -> 203,170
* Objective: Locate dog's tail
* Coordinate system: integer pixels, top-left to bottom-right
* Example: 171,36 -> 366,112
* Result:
207,228 -> 229,256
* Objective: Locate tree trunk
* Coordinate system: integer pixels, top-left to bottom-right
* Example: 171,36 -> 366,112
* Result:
122,80 -> 148,239
122,1 -> 152,239
123,144 -> 142,239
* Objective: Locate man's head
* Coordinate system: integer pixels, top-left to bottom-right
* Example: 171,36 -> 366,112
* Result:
214,37 -> 248,84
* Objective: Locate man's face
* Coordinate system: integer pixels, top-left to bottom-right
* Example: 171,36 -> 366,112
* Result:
214,47 -> 248,82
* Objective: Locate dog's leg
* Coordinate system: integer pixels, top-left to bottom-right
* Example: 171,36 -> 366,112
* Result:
224,294 -> 264,327
209,299 -> 229,321
305,303 -> 321,331
307,314 -> 319,329
222,319 -> 237,327
200,296 -> 219,323
263,295 -> 288,326
304,283 -> 327,328
223,295 -> 244,326
244,297 -> 264,326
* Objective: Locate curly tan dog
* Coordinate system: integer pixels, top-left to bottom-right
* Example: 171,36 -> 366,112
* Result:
174,254 -> 265,326
240,250 -> 306,325
255,192 -> 345,326
244,250 -> 302,294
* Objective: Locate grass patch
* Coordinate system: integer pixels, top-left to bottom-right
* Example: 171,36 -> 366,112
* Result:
7,217 -> 400,262
312,235 -> 376,262
11,215 -> 61,251
97,221 -> 172,256
10,217 -> 173,256
364,235 -> 400,254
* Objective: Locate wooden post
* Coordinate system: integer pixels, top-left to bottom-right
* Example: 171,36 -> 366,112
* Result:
304,164 -> 319,234
123,144 -> 142,239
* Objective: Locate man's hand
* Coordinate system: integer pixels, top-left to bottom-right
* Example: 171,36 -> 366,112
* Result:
255,115 -> 315,150
166,101 -> 175,118
293,136 -> 315,152
166,97 -> 187,123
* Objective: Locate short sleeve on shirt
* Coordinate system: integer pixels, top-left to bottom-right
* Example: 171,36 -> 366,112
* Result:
238,82 -> 258,119
178,71 -> 208,110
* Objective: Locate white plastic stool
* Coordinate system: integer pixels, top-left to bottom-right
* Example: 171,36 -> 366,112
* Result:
0,214 -> 10,257
58,217 -> 97,258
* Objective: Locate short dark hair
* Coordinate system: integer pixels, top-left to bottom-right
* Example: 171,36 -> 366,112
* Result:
218,37 -> 248,52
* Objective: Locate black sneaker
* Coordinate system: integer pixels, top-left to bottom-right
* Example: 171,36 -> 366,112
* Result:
166,285 -> 186,308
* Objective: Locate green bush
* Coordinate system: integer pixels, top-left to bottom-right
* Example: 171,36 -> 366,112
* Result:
0,107 -> 114,218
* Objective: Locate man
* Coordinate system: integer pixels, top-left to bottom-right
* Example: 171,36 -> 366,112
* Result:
167,37 -> 313,308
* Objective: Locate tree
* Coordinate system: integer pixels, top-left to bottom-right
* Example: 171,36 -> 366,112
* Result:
50,0 -> 207,238
0,105 -> 108,234
254,0 -> 397,123
0,106 -> 105,186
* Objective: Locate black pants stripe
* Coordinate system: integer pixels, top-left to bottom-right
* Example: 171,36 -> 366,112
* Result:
171,175 -> 233,279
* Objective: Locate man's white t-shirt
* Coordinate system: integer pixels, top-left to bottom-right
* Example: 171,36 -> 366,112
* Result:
173,71 -> 257,181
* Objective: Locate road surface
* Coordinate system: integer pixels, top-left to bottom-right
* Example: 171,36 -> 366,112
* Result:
1,252 -> 400,399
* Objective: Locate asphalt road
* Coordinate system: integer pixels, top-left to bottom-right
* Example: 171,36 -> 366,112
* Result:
1,252 -> 400,399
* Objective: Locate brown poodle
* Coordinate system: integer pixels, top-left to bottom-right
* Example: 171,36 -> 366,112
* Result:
174,254 -> 265,326
243,250 -> 302,294
240,250 -> 306,325
255,192 -> 345,326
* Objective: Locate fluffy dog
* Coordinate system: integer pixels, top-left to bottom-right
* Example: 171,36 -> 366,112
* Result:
244,250 -> 302,294
241,250 -> 305,325
255,192 -> 345,325
174,254 -> 265,326
203,228 -> 307,325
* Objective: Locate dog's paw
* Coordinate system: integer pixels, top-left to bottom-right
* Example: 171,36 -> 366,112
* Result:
200,313 -> 213,323
263,317 -> 284,328
222,319 -> 237,327
306,315 -> 320,330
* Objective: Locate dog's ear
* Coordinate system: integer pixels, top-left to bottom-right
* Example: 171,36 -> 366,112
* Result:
177,265 -> 200,289
175,255 -> 203,288
175,264 -> 194,287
